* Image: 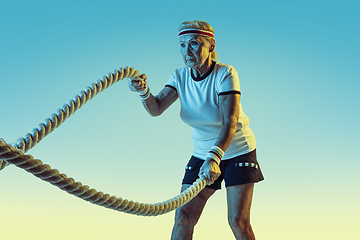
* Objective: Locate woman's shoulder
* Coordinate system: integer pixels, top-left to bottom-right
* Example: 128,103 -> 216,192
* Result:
214,62 -> 238,75
215,61 -> 236,69
168,67 -> 190,86
173,66 -> 190,74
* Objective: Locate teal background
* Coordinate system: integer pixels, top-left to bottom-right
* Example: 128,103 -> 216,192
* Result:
1,0 -> 359,239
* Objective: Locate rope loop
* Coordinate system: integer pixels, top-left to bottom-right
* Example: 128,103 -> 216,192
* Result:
0,67 -> 207,216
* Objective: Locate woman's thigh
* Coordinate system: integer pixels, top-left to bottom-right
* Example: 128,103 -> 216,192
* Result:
226,183 -> 254,221
175,184 -> 216,223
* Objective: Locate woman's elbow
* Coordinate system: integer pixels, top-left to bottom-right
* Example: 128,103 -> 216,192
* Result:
149,111 -> 161,117
224,117 -> 239,132
147,106 -> 164,117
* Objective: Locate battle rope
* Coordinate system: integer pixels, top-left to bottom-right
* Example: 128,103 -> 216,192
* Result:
0,67 -> 207,216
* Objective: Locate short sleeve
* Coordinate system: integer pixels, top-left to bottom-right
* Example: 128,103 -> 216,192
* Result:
218,66 -> 240,94
165,72 -> 177,91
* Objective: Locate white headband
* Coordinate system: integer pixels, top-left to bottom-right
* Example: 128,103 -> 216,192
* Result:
178,29 -> 215,39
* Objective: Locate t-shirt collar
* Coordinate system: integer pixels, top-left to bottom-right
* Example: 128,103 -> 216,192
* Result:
191,61 -> 216,81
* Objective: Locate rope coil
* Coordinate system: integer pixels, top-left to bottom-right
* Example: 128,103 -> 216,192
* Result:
0,67 -> 207,216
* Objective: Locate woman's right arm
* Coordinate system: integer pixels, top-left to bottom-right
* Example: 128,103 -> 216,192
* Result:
141,86 -> 178,116
129,74 -> 178,117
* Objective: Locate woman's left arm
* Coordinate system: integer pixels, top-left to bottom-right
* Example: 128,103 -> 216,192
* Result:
216,94 -> 240,151
199,94 -> 240,184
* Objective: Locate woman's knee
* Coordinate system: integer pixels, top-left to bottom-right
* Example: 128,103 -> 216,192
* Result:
228,214 -> 251,231
174,186 -> 216,227
174,207 -> 199,227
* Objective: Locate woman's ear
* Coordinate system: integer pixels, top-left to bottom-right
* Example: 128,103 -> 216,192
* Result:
209,40 -> 215,52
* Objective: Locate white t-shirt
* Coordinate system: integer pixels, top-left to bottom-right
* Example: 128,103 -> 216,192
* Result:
166,61 -> 256,160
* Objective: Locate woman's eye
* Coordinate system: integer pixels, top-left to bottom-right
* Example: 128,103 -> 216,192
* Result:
191,42 -> 199,47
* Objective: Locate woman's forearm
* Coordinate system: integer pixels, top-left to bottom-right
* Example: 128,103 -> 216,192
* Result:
141,87 -> 178,117
215,120 -> 238,152
141,94 -> 162,117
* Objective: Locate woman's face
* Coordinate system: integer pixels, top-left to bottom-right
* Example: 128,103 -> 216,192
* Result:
179,34 -> 212,70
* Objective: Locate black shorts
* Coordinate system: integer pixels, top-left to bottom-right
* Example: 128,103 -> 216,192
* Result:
181,149 -> 264,190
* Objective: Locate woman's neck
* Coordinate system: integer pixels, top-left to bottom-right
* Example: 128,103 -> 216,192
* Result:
192,58 -> 212,78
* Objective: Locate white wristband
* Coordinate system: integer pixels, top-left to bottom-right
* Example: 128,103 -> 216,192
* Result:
206,146 -> 224,165
138,84 -> 150,100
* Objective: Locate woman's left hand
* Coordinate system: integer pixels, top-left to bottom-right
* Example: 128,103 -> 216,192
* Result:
199,158 -> 221,185
127,74 -> 148,92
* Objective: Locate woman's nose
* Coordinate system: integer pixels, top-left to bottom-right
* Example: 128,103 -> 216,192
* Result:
186,45 -> 192,54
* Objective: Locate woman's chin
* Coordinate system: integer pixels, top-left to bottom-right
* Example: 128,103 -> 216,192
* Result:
185,61 -> 197,68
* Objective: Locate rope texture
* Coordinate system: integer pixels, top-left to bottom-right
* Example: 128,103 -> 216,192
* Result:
0,67 -> 207,216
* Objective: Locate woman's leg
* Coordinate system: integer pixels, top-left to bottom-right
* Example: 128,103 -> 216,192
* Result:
226,183 -> 256,240
171,184 -> 216,240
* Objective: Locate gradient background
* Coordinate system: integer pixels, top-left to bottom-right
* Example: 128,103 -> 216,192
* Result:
1,0 -> 359,239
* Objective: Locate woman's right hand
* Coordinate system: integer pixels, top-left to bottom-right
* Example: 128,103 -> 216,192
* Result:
127,74 -> 148,92
199,158 -> 221,185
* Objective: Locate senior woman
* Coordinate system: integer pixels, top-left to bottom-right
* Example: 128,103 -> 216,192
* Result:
128,20 -> 264,240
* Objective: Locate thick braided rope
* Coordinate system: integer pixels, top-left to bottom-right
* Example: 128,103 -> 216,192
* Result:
0,67 -> 141,168
0,67 -> 139,168
0,67 -> 207,216
0,140 -> 207,216
17,67 -> 140,153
